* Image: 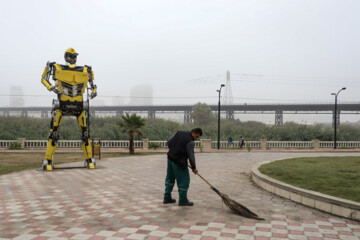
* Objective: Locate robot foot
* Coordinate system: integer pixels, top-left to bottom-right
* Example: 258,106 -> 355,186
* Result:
85,158 -> 96,169
42,159 -> 53,171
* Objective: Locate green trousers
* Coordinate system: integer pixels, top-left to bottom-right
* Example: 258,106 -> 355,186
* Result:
164,158 -> 190,203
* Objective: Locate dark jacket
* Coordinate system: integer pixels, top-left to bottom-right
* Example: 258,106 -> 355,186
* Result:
167,131 -> 196,169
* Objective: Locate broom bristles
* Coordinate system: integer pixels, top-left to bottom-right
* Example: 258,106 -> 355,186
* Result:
194,169 -> 265,220
220,193 -> 265,220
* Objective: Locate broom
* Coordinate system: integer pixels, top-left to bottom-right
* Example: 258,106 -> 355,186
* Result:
190,165 -> 265,220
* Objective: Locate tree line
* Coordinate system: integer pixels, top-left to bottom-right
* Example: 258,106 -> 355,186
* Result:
1,103 -> 360,141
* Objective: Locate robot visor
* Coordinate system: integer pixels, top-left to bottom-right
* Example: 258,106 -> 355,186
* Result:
67,54 -> 78,59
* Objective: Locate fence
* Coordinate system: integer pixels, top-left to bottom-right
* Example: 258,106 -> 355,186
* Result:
0,140 -> 17,148
2,139 -> 360,150
213,140 -> 360,149
266,141 -> 312,148
319,141 -> 360,148
211,141 -> 261,148
24,140 -> 143,149
148,141 -> 167,148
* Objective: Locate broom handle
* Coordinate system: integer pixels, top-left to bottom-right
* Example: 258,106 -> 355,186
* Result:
188,164 -> 216,189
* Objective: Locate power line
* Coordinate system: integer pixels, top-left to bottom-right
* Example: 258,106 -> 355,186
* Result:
187,72 -> 360,87
231,74 -> 360,85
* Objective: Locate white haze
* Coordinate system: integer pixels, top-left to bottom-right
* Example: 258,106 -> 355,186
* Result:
0,0 -> 359,123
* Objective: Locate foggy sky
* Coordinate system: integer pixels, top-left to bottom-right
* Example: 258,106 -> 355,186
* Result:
1,0 -> 360,112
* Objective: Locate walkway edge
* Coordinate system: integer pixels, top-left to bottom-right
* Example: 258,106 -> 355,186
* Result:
251,161 -> 360,221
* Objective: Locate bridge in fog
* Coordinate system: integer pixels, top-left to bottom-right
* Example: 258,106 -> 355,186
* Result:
1,102 -> 360,126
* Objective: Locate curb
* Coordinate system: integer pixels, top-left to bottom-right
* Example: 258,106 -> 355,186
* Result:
252,161 -> 360,221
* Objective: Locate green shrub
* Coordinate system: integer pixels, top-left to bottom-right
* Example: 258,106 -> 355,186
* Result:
149,142 -> 161,150
246,142 -> 251,152
8,142 -> 22,150
339,146 -> 355,149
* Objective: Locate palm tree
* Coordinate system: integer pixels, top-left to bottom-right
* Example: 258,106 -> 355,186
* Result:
117,113 -> 146,154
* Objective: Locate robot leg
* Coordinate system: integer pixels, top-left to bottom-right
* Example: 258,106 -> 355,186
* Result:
43,109 -> 63,171
77,111 -> 95,169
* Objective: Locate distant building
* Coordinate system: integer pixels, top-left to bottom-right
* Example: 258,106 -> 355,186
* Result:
10,86 -> 24,107
130,84 -> 153,106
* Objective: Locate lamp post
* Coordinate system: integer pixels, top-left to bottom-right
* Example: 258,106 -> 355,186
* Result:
217,84 -> 225,150
331,87 -> 346,149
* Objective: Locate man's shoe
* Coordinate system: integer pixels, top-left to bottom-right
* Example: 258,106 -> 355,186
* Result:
179,201 -> 194,206
163,198 -> 176,204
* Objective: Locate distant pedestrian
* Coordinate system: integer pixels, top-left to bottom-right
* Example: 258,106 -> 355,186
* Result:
239,136 -> 245,149
228,137 -> 233,147
164,128 -> 203,206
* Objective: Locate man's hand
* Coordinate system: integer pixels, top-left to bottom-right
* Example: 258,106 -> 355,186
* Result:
192,168 -> 198,174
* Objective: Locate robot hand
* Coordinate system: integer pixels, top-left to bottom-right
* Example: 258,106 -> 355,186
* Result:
90,85 -> 97,99
90,91 -> 97,99
51,86 -> 60,94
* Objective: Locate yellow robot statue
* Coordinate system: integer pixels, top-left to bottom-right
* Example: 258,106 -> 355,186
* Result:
41,48 -> 97,171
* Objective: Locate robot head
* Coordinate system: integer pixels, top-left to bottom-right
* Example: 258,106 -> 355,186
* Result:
64,48 -> 78,64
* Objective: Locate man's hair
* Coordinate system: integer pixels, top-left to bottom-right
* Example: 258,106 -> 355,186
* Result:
191,128 -> 203,136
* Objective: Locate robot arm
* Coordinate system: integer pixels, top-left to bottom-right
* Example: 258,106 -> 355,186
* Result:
86,66 -> 97,99
41,62 -> 59,93
90,84 -> 97,99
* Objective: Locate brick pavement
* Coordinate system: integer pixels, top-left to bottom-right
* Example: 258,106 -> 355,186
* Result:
0,152 -> 359,240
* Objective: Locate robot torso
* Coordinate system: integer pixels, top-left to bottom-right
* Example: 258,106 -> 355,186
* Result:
53,64 -> 90,102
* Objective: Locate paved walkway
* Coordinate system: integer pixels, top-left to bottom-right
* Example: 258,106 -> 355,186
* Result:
0,152 -> 359,240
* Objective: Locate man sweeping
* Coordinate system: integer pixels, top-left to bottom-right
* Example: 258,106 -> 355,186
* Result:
163,128 -> 203,206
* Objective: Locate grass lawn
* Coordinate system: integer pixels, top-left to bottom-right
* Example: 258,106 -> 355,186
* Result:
259,157 -> 360,202
0,152 -> 163,176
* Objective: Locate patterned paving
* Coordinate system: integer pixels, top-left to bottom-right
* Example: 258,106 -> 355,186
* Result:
0,152 -> 359,240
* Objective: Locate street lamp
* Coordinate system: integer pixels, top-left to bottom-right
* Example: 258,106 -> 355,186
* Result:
217,84 -> 225,150
331,87 -> 346,149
